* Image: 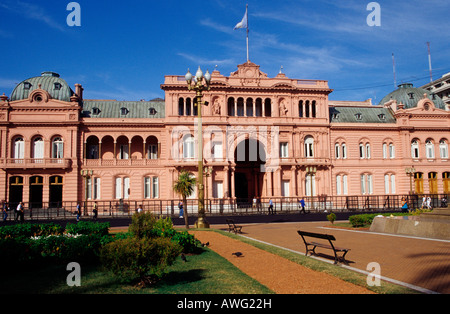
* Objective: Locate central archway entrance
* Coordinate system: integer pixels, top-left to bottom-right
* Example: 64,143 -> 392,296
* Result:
234,138 -> 266,204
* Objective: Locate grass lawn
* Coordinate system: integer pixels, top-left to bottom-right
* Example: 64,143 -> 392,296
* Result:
0,246 -> 273,294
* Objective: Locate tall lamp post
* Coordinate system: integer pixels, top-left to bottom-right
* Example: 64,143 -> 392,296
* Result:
80,169 -> 93,216
185,66 -> 211,228
306,166 -> 317,209
405,166 -> 416,195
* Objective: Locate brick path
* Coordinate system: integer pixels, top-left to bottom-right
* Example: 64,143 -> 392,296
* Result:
220,221 -> 450,294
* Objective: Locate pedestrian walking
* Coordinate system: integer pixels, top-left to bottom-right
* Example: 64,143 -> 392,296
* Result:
76,203 -> 81,221
299,198 -> 306,214
93,201 -> 98,220
426,197 -> 432,210
178,201 -> 184,218
421,196 -> 426,209
137,204 -> 143,213
2,203 -> 8,222
17,202 -> 24,222
268,199 -> 274,215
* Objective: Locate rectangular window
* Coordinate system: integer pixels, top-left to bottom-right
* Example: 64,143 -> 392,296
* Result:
119,145 -> 129,159
148,144 -> 158,159
280,142 -> 289,158
213,142 -> 223,160
389,144 -> 395,159
343,175 -> 348,195
123,177 -> 130,199
336,175 -> 342,195
281,180 -> 290,197
93,177 -> 100,200
87,177 -> 92,200
391,175 -> 396,194
213,181 -> 223,198
152,177 -> 159,198
115,177 -> 122,199
144,177 -> 151,199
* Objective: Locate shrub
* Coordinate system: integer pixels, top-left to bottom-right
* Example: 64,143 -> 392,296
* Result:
65,221 -> 110,236
0,223 -> 64,239
100,236 -> 182,286
128,212 -> 158,239
327,212 -> 336,224
128,213 -> 201,253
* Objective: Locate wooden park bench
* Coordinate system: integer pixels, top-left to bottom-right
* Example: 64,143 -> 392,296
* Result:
297,230 -> 350,265
226,219 -> 243,234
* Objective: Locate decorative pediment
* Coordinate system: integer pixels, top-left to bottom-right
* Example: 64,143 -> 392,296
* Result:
29,86 -> 51,103
230,61 -> 268,79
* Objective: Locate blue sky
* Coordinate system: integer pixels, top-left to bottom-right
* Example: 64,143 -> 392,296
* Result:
0,0 -> 449,103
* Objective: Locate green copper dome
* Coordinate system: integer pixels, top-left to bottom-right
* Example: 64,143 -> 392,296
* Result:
378,83 -> 445,109
10,72 -> 74,102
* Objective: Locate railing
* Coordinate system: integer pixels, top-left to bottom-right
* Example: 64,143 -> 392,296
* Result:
2,193 -> 448,222
84,158 -> 159,166
0,158 -> 71,169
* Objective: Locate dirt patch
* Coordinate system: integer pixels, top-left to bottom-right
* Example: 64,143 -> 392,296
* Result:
191,230 -> 374,294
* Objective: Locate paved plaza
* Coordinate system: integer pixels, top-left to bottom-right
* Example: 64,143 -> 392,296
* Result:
209,221 -> 450,294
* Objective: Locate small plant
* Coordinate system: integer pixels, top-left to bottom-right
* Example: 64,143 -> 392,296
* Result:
100,236 -> 181,286
327,212 -> 336,224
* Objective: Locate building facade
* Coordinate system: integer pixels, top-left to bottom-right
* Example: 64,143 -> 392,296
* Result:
0,62 -> 449,210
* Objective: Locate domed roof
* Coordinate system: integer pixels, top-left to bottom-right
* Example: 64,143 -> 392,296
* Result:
10,71 -> 74,102
378,83 -> 445,110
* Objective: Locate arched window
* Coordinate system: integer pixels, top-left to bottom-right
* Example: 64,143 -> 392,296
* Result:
13,137 -> 24,159
342,143 -> 347,159
178,98 -> 184,116
425,139 -> 435,159
439,139 -> 448,159
304,136 -> 314,158
32,137 -> 44,159
411,140 -> 419,159
389,143 -> 395,159
52,137 -> 64,159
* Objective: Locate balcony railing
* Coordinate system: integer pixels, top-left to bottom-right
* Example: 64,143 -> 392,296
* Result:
84,158 -> 160,166
0,158 -> 71,169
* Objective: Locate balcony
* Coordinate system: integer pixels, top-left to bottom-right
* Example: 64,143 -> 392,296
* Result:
0,158 -> 72,169
84,158 -> 160,167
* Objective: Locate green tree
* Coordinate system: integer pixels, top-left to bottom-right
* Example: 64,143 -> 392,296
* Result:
173,170 -> 196,229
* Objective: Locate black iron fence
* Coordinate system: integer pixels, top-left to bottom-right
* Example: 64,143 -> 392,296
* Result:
2,193 -> 448,222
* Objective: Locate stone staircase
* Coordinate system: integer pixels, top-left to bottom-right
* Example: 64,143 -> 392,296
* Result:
420,204 -> 450,222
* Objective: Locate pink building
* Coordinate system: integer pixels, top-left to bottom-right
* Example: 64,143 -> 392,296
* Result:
0,63 -> 449,212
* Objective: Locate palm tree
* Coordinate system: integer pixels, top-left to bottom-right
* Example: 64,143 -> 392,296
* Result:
173,170 -> 196,229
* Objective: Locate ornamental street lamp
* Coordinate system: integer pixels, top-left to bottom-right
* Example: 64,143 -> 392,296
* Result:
306,166 -> 317,209
185,66 -> 211,228
80,169 -> 93,215
405,166 -> 416,195
204,166 -> 213,213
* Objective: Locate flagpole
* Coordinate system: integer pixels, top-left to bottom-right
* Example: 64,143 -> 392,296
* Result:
246,4 -> 249,62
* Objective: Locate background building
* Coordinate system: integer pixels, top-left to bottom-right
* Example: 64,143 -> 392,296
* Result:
0,62 -> 448,212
